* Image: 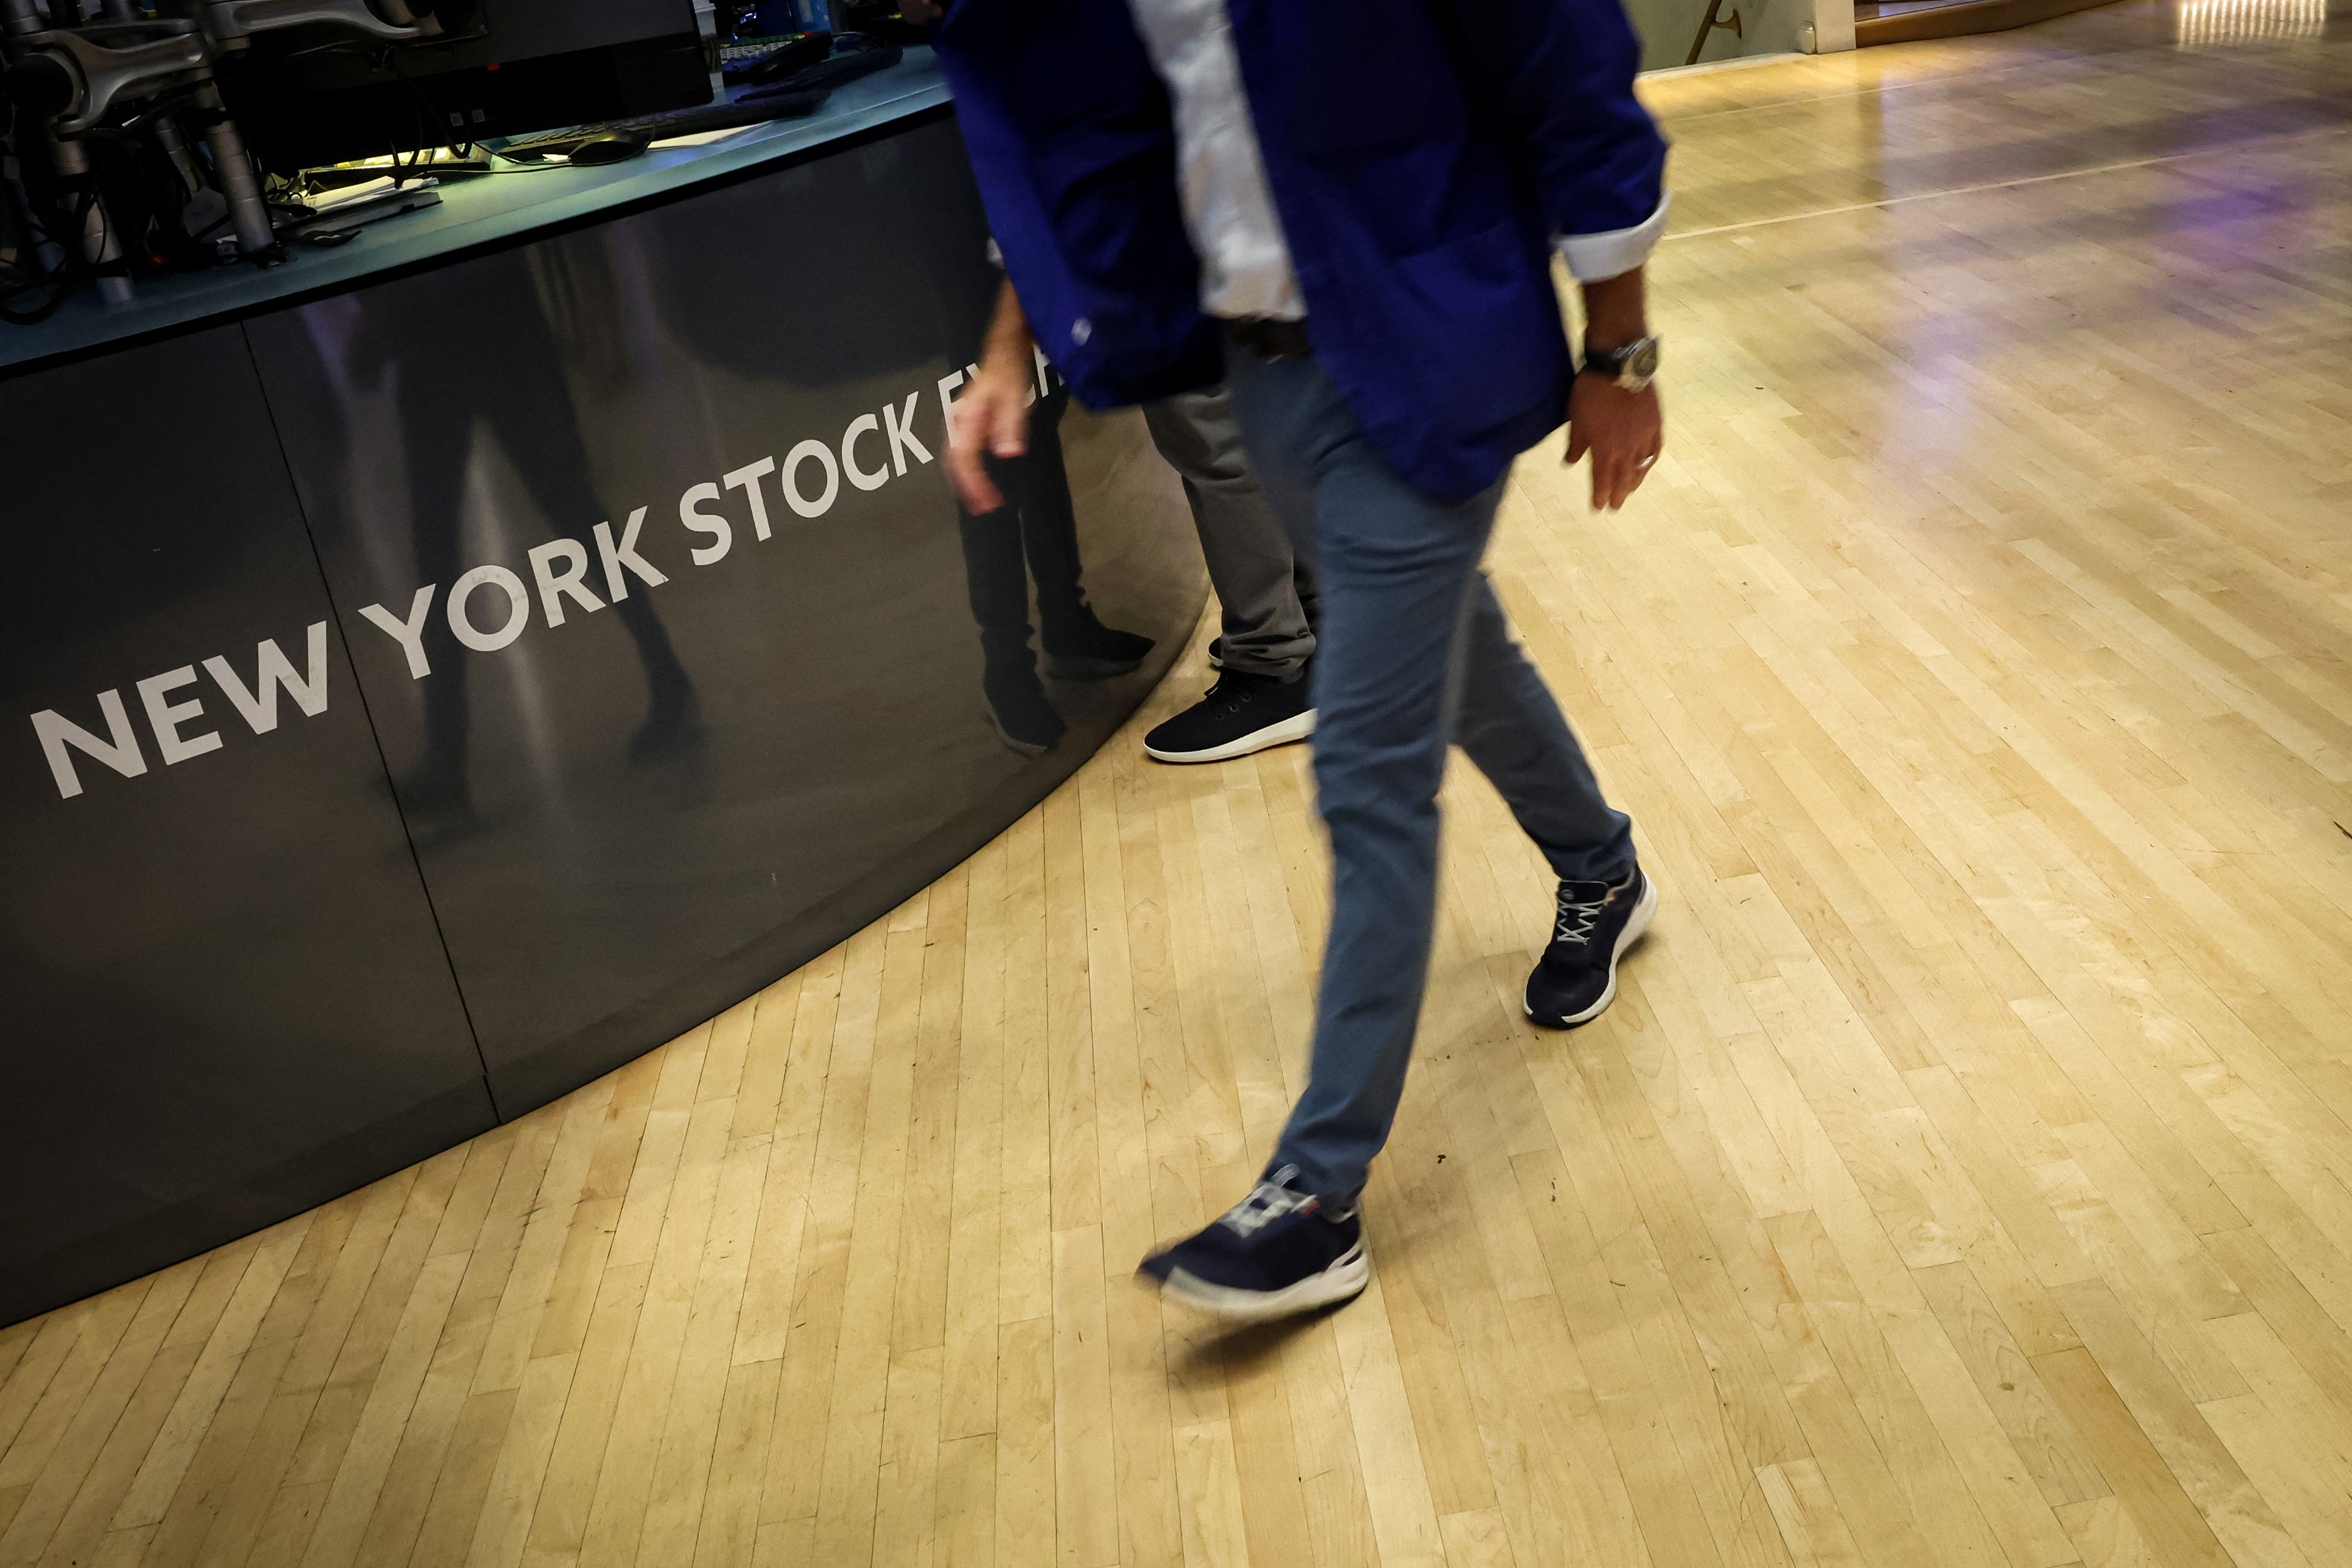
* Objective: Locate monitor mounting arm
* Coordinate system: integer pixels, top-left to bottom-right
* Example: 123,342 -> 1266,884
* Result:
3,20 -> 212,136
199,0 -> 422,51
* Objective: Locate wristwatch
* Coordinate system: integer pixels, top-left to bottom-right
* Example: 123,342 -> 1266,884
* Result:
1579,335 -> 1662,392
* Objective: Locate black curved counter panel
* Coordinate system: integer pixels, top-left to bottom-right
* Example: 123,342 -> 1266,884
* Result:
0,53 -> 1208,1326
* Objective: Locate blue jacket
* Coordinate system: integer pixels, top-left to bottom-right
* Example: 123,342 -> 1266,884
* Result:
933,0 -> 1668,499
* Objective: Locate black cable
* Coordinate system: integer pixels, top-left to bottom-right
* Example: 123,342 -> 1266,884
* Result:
1,114 -> 195,323
384,37 -> 453,175
1,157 -> 104,323
1,105 -> 97,324
254,35 -> 381,67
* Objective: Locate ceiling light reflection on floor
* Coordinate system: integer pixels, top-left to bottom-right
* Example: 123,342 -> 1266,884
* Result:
2175,0 -> 2327,48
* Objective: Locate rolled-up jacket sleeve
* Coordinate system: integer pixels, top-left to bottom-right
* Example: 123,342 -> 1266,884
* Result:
1441,0 -> 1672,279
1557,191 -> 1670,281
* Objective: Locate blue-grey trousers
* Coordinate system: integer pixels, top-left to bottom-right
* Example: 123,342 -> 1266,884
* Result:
1226,343 -> 1638,1204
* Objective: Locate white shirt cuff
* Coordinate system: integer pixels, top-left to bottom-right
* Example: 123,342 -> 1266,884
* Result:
1555,193 -> 1671,283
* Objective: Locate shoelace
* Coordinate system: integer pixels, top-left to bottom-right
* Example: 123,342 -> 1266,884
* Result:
1209,676 -> 1263,712
1552,882 -> 1616,948
1217,1166 -> 1320,1236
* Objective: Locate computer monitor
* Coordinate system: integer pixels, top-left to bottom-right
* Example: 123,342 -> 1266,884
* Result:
219,0 -> 711,173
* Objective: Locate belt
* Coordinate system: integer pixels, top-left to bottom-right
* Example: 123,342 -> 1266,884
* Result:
1225,316 -> 1313,361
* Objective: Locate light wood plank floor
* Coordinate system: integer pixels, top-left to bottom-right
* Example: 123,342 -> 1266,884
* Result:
8,5 -> 2352,1563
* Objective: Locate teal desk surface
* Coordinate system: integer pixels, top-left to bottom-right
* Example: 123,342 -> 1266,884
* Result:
0,49 -> 949,376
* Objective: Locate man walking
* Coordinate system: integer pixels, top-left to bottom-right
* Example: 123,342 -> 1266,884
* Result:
935,0 -> 1670,1322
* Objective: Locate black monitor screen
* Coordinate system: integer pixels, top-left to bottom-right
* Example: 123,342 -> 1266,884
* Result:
221,0 -> 710,172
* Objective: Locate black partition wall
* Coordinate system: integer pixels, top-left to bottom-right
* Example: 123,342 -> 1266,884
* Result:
0,112 -> 1207,1326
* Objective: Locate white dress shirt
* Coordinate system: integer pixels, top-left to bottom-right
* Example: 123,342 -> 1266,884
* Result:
1124,0 -> 1305,320
1123,0 -> 1671,320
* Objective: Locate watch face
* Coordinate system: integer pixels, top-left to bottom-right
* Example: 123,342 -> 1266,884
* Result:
1627,339 -> 1661,379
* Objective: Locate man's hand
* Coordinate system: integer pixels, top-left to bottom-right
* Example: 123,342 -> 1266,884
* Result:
946,277 -> 1037,513
1565,265 -> 1663,512
947,363 -> 1033,513
1563,377 -> 1662,512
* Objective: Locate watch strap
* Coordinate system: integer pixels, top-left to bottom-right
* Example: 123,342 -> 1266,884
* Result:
1581,343 -> 1635,378
1577,334 -> 1659,387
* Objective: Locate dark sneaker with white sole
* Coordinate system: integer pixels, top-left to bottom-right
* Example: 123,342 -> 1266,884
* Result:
1139,1167 -> 1369,1322
1524,866 -> 1655,1028
1144,668 -> 1315,764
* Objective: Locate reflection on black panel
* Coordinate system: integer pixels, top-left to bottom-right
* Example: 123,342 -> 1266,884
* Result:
3,115 -> 1203,1324
0,331 -> 493,1326
247,116 -> 1206,1111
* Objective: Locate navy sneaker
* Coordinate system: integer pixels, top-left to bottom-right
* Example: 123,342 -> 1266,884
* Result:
1138,1167 -> 1369,1322
1524,866 -> 1655,1028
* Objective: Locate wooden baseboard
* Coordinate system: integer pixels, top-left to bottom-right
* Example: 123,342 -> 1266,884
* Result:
1856,0 -> 2119,45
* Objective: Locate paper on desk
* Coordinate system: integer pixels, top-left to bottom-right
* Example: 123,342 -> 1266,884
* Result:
649,126 -> 762,149
307,176 -> 396,211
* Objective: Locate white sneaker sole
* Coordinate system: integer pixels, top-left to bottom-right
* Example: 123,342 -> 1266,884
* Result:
1157,1242 -> 1370,1323
1526,873 -> 1657,1029
1145,709 -> 1316,765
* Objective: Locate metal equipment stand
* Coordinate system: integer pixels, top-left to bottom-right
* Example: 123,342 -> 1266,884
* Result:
1687,0 -> 1744,64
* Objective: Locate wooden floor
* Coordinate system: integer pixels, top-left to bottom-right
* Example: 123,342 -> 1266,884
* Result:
9,6 -> 2352,1564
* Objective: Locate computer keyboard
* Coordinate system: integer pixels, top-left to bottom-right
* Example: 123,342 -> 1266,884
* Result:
494,95 -> 831,160
718,33 -> 812,68
723,31 -> 834,85
742,42 -> 900,102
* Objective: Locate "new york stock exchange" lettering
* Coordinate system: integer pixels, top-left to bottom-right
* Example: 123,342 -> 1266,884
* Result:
27,357 -> 1049,802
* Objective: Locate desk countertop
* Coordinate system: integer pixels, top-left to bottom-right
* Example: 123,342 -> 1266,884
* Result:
0,49 -> 949,376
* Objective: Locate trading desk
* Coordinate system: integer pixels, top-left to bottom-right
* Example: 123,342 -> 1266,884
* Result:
0,52 -> 1207,1325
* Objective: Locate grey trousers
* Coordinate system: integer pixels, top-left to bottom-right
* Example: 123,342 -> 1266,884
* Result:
1143,387 -> 1319,679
